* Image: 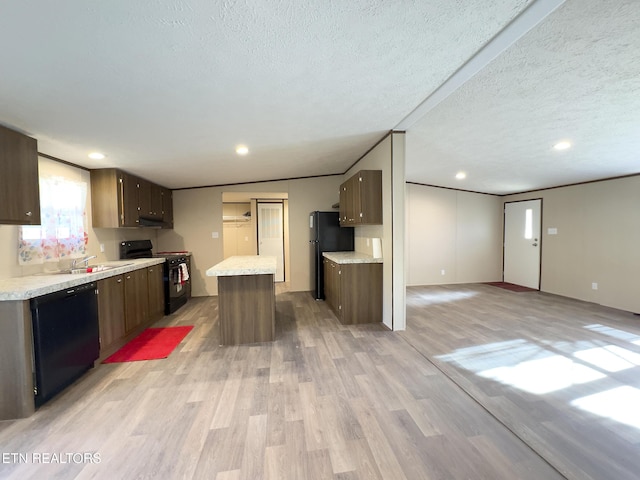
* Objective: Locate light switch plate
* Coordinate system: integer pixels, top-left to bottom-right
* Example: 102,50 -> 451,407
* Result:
212,231 -> 219,238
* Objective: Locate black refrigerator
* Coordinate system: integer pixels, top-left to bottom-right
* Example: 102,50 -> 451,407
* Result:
310,211 -> 354,300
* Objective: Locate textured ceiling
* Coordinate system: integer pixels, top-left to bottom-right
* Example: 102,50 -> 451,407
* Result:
407,0 -> 640,194
0,0 -> 532,189
1,1 -> 636,194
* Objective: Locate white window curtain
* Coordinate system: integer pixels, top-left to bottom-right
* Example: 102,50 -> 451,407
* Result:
19,176 -> 88,265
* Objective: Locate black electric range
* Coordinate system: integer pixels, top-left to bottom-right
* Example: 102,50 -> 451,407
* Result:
120,240 -> 191,314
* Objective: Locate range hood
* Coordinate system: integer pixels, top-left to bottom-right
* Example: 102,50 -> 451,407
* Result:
138,216 -> 165,228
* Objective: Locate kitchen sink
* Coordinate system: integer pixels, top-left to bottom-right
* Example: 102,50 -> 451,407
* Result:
85,263 -> 131,273
38,263 -> 133,275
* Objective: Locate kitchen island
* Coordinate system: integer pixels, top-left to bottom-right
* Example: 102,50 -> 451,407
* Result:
206,255 -> 276,345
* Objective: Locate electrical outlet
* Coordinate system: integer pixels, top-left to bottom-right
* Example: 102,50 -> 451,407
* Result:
212,231 -> 219,239
441,269 -> 446,276
99,243 -> 105,253
592,282 -> 598,290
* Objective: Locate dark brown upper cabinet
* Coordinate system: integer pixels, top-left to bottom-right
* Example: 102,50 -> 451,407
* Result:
339,170 -> 382,226
137,179 -> 163,221
90,168 -> 173,228
160,186 -> 173,229
0,125 -> 41,225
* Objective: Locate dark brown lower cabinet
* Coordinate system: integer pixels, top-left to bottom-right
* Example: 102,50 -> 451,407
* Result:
147,265 -> 164,322
97,275 -> 125,352
98,265 -> 165,358
124,268 -> 149,333
324,259 -> 382,324
324,258 -> 341,313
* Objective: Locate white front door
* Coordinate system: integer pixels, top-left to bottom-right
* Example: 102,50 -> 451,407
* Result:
257,202 -> 284,282
504,199 -> 541,289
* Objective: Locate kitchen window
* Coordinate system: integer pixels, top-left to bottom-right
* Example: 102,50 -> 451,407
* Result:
19,175 -> 88,265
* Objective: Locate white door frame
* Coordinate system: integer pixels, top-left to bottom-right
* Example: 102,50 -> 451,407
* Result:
257,201 -> 285,282
503,198 -> 542,289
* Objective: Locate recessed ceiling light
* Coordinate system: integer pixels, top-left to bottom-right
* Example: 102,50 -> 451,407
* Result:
235,145 -> 249,156
88,152 -> 106,160
553,141 -> 572,151
455,171 -> 466,180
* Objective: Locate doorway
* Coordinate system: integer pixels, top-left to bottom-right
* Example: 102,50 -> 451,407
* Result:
221,192 -> 289,286
503,199 -> 542,289
222,202 -> 254,257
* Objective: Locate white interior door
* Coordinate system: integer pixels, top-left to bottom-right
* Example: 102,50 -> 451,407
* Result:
504,199 -> 541,289
258,202 -> 284,282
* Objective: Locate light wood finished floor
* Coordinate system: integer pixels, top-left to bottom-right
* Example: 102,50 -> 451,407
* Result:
403,284 -> 640,480
1,288 -> 569,479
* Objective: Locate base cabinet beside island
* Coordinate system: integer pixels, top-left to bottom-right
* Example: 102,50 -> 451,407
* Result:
323,252 -> 382,325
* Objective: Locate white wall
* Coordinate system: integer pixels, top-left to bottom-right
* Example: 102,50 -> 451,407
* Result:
504,175 -> 640,313
156,176 -> 342,297
344,132 -> 406,330
406,183 -> 503,285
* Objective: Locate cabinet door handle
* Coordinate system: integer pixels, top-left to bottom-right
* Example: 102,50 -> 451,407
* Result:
126,275 -> 131,279
117,279 -> 122,283
25,211 -> 32,216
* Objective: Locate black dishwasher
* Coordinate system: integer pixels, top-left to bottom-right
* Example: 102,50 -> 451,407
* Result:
30,282 -> 100,407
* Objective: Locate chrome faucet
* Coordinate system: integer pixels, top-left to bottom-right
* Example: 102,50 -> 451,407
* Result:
71,255 -> 97,269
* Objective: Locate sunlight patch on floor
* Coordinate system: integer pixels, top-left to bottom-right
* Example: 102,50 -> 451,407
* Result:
436,339 -> 545,371
478,355 -> 605,395
572,386 -> 640,430
574,345 -> 640,373
584,324 -> 640,343
436,324 -> 640,397
437,339 -> 609,395
411,290 -> 478,306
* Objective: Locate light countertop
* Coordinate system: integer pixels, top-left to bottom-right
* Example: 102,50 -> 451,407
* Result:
206,255 -> 277,277
322,251 -> 382,264
0,258 -> 165,301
